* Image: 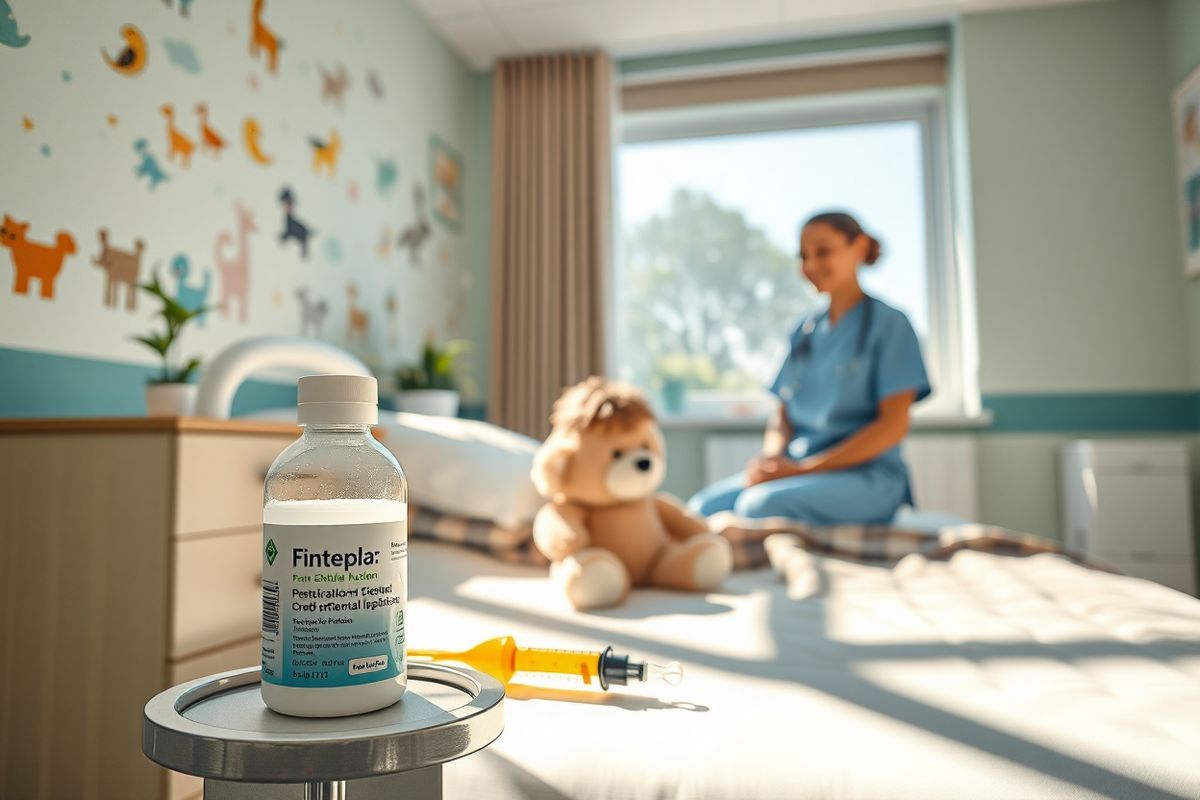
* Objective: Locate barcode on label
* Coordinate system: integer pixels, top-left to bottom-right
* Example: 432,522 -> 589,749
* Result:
262,579 -> 280,637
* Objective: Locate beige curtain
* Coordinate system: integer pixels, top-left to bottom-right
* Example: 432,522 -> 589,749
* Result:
488,51 -> 613,439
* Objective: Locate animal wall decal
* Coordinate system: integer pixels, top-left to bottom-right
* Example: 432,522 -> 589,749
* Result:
0,0 -> 30,48
295,286 -> 327,337
319,63 -> 349,109
309,129 -> 341,177
398,184 -> 431,267
0,215 -> 76,300
195,103 -> 227,156
249,0 -> 282,74
376,225 -> 393,260
133,138 -> 169,189
161,104 -> 195,167
102,25 -> 148,76
366,69 -> 384,100
375,158 -> 397,194
385,288 -> 398,347
346,284 -> 368,342
169,253 -> 211,325
162,0 -> 194,19
278,187 -> 313,259
163,38 -> 201,75
242,117 -> 273,165
215,202 -> 256,322
92,229 -> 144,311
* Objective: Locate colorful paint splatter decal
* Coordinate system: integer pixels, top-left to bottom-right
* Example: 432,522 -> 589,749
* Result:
164,0 -> 195,20
375,158 -> 396,194
323,236 -> 342,263
366,69 -> 384,100
163,38 -> 201,75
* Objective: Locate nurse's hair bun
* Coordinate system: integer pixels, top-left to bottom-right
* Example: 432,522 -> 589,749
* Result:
863,234 -> 882,266
803,210 -> 883,266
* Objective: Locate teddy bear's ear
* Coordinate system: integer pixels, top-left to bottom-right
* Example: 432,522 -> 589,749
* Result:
531,435 -> 574,501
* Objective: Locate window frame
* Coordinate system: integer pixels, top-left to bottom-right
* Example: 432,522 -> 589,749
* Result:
610,85 -> 977,421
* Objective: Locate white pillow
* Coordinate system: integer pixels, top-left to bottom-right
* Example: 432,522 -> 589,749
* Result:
245,408 -> 544,528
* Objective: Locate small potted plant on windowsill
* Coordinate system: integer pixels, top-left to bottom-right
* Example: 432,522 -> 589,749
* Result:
654,353 -> 717,416
134,276 -> 211,416
393,335 -> 470,417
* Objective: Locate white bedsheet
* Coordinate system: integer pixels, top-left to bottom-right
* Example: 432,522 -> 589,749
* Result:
408,540 -> 1200,800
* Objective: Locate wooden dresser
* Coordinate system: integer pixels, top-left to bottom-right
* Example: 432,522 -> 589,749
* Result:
0,417 -> 301,800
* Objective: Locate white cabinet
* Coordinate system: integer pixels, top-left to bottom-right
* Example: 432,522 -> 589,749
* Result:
1059,440 -> 1196,595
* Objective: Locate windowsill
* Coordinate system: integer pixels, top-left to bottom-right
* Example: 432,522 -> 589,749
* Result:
657,410 -> 994,431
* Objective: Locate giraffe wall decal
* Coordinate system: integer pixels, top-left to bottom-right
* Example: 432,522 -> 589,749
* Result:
215,203 -> 257,323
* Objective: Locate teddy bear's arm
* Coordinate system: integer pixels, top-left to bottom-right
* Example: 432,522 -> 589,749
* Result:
532,501 -> 592,561
654,494 -> 712,540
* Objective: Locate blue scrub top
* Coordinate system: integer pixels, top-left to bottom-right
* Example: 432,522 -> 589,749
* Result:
767,296 -> 931,502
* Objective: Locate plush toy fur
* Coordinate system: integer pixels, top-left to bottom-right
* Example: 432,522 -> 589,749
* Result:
531,377 -> 733,610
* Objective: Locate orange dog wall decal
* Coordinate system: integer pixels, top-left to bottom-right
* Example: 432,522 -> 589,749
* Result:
0,215 -> 77,300
309,129 -> 341,178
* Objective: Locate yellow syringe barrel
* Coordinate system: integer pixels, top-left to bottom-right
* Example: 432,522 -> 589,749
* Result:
513,646 -> 602,686
408,636 -> 604,687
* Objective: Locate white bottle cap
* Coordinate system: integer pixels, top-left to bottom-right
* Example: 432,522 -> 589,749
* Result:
297,374 -> 378,425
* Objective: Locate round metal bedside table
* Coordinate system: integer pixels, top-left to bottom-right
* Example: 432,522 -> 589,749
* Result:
143,663 -> 504,799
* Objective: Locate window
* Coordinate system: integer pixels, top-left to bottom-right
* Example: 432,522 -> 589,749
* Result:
613,90 -> 972,420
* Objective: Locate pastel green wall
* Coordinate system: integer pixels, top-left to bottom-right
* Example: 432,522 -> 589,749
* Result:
1165,0 -> 1200,385
958,0 -> 1189,395
465,72 -> 493,404
661,0 -> 1199,550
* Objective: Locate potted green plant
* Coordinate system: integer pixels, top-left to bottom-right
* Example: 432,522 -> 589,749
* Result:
393,335 -> 470,417
654,353 -> 717,415
133,275 -> 211,416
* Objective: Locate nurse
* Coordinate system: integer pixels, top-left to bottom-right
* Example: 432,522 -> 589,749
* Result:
688,211 -> 930,524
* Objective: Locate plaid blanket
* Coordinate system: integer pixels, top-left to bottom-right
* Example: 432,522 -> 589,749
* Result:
410,504 -> 1097,572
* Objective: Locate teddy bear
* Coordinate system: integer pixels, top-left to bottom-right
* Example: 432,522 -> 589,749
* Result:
530,377 -> 733,610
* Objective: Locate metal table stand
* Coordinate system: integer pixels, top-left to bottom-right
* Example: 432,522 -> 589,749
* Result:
143,663 -> 504,799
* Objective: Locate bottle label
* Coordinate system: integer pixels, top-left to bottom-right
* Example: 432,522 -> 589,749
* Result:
261,519 -> 406,688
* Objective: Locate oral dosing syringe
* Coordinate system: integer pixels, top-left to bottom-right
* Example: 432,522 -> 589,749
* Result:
408,636 -> 683,690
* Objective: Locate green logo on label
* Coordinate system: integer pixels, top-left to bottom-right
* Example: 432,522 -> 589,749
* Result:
265,538 -> 278,566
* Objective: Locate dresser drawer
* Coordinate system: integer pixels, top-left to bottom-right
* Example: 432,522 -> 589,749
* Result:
172,530 -> 262,659
166,637 -> 262,800
173,433 -> 291,537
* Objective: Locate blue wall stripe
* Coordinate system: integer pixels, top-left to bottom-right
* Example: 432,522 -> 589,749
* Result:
0,347 -> 294,418
981,391 -> 1199,432
2,347 -> 1197,431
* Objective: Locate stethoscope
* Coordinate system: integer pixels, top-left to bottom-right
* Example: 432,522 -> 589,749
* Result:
783,296 -> 874,394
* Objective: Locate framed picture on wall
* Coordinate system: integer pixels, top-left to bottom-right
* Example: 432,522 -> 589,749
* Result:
429,136 -> 463,232
1172,63 -> 1200,280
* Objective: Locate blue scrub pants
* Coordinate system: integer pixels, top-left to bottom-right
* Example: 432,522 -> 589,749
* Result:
687,460 -> 907,525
